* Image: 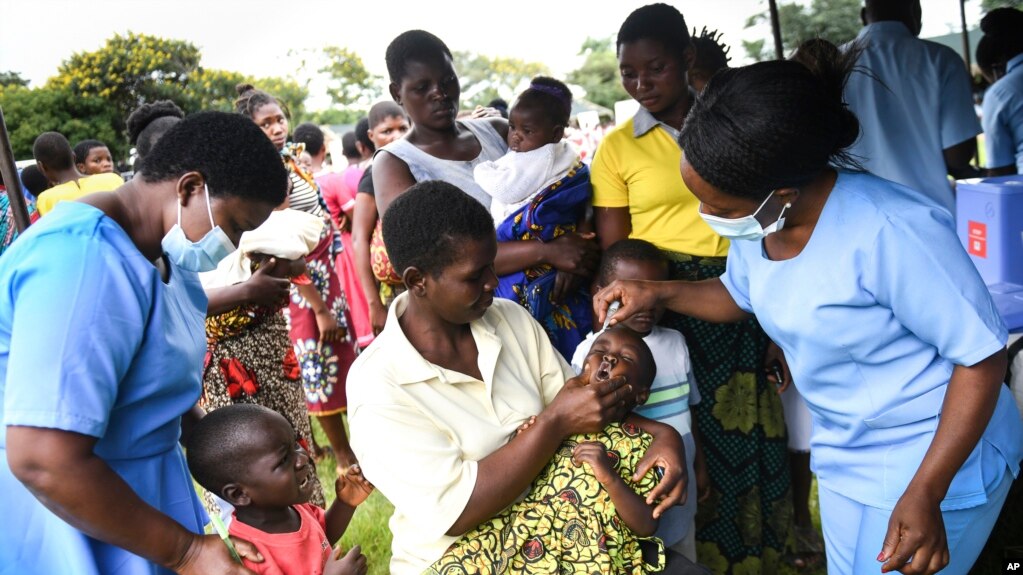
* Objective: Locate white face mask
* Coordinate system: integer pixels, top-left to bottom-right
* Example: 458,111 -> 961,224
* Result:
161,184 -> 235,272
699,190 -> 792,241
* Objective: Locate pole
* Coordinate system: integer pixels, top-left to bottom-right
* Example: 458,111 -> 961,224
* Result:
959,0 -> 972,72
0,106 -> 31,233
769,0 -> 785,60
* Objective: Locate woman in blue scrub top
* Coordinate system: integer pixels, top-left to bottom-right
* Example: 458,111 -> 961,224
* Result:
0,112 -> 289,575
596,57 -> 1022,575
976,8 -> 1023,176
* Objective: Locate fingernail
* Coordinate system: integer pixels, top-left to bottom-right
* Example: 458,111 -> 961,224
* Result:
877,552 -> 885,562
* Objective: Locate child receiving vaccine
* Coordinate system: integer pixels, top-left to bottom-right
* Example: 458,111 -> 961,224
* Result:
187,404 -> 371,575
572,239 -> 706,562
428,325 -> 674,574
473,76 -> 594,359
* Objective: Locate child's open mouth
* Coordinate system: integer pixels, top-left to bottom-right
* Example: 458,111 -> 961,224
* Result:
596,360 -> 613,382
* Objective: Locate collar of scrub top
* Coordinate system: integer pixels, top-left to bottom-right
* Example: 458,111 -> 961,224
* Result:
1006,53 -> 1023,76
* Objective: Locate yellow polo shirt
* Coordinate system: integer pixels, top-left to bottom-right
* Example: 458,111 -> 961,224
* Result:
347,294 -> 573,575
36,172 -> 124,216
590,113 -> 729,257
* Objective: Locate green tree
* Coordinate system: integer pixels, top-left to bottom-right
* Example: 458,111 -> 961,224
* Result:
743,0 -> 862,61
453,52 -> 549,109
0,85 -> 121,159
50,32 -> 201,127
0,71 -> 29,88
305,108 -> 366,126
320,46 -> 381,108
566,37 -> 628,111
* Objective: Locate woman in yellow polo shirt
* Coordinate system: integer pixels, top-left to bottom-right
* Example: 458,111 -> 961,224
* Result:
591,5 -> 790,572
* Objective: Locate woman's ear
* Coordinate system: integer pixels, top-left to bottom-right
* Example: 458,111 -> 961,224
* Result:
389,82 -> 402,106
775,187 -> 799,206
553,125 -> 565,142
175,171 -> 207,208
222,483 -> 251,507
402,266 -> 427,296
635,389 -> 650,406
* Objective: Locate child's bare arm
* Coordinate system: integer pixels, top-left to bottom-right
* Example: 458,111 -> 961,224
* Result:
572,442 -> 658,537
324,468 -> 374,543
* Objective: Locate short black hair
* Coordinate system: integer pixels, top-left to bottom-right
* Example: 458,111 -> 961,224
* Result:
234,83 -> 282,119
19,165 -> 50,198
126,100 -> 185,161
381,180 -> 494,277
341,131 -> 360,160
617,3 -> 692,63
594,326 -> 657,390
293,123 -> 325,156
679,58 -> 860,202
33,132 -> 74,171
139,111 -> 288,205
691,27 -> 731,75
187,404 -> 283,496
72,139 -> 108,165
368,101 -> 406,128
598,239 -> 668,286
514,76 -> 572,127
487,98 -> 509,118
355,117 -> 373,153
385,30 -> 453,84
977,8 -> 1023,74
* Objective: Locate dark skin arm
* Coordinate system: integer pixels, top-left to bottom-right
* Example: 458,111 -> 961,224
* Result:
879,349 -> 1007,575
572,442 -> 657,537
447,368 -> 630,535
179,405 -> 206,448
621,412 -> 688,510
595,278 -> 753,327
351,193 -> 386,335
6,427 -> 259,574
986,164 -> 1018,177
943,137 -> 981,180
324,471 -> 373,543
205,259 -> 291,316
593,207 -> 631,250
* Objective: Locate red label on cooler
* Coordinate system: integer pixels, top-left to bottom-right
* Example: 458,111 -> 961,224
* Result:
968,221 -> 987,240
968,221 -> 988,258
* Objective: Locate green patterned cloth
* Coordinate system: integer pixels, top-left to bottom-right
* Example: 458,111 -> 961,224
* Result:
426,422 -> 664,575
661,253 -> 791,575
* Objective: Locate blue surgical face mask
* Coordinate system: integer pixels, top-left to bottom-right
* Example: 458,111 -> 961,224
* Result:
161,184 -> 235,272
698,190 -> 791,241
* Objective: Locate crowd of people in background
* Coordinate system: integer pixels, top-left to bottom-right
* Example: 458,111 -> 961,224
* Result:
0,1 -> 1021,575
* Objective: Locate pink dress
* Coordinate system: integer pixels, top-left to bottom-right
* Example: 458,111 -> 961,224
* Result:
316,168 -> 374,348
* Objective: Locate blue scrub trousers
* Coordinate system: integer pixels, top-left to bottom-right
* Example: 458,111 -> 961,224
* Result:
817,469 -> 1013,574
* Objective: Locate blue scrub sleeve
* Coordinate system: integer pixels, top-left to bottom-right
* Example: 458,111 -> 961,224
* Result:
4,235 -> 149,437
939,58 -> 983,149
981,85 -> 1023,170
863,208 -> 1007,367
719,242 -> 754,313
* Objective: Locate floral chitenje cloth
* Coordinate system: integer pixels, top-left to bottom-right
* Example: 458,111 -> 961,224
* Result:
660,253 -> 791,575
494,162 -> 594,359
280,143 -> 360,415
201,264 -> 325,508
426,422 -> 664,575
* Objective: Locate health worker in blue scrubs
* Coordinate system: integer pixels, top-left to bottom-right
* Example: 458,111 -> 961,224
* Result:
596,57 -> 1022,575
0,112 -> 288,575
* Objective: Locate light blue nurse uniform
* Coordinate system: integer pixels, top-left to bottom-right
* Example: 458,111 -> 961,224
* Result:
982,53 -> 1023,172
0,202 -> 209,574
718,171 -> 1022,572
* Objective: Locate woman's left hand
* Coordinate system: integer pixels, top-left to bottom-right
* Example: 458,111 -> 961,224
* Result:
632,427 -> 688,518
316,310 -> 343,343
763,340 -> 792,394
878,486 -> 949,574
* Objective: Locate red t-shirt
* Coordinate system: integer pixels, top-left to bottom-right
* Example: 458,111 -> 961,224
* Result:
315,171 -> 357,231
229,504 -> 331,575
